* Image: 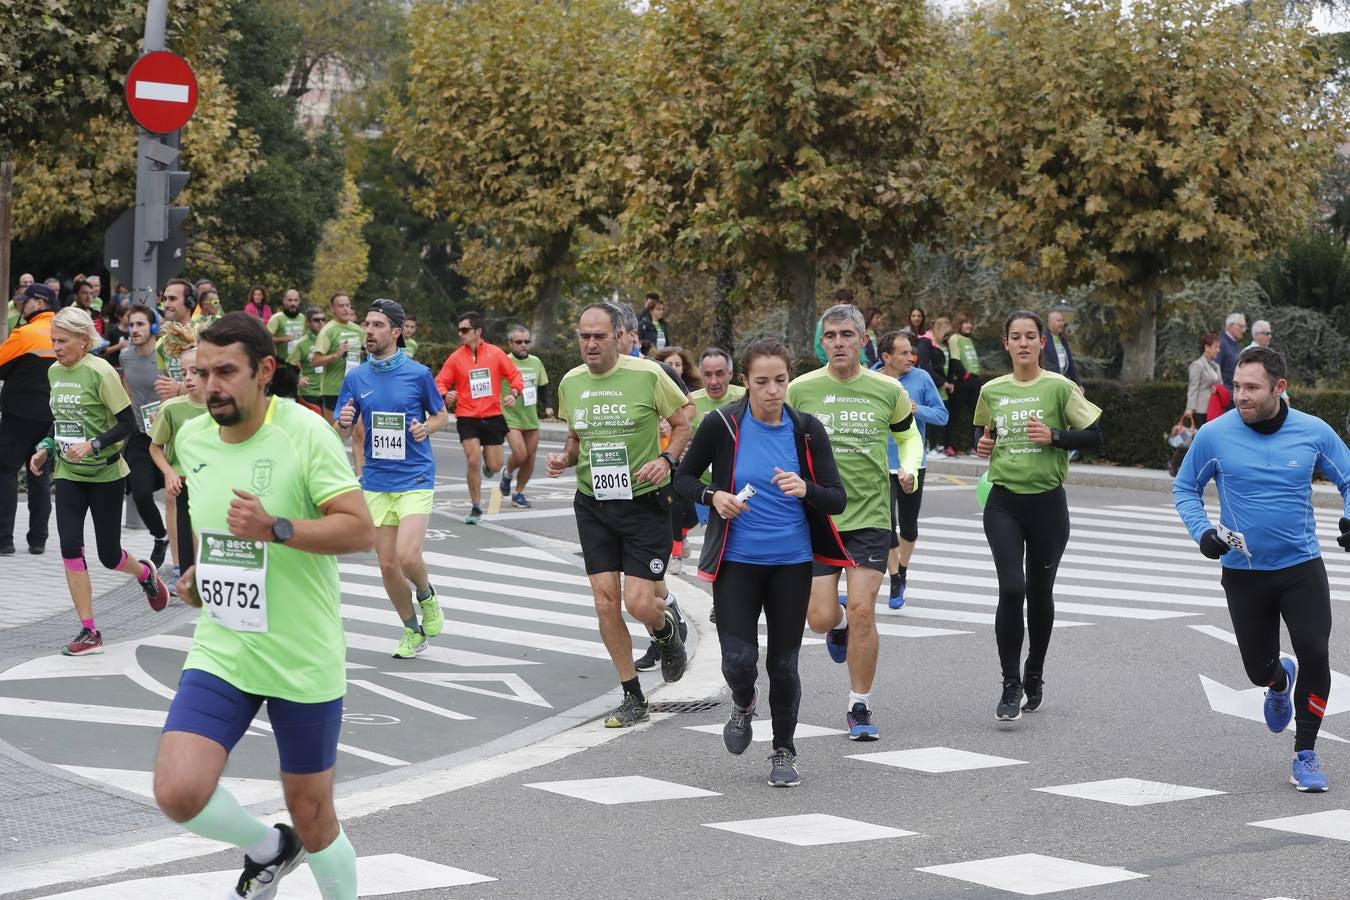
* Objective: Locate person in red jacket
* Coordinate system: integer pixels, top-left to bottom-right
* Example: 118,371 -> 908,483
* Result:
434,311 -> 524,523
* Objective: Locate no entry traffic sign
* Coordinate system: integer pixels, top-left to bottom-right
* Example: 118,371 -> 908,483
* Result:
125,51 -> 198,134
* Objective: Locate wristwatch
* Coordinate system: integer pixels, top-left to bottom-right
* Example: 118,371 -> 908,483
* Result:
659,451 -> 677,471
90,438 -> 102,452
270,517 -> 294,544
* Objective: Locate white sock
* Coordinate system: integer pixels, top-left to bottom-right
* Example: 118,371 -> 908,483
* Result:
849,691 -> 871,710
837,607 -> 848,629
243,825 -> 283,864
662,592 -> 674,608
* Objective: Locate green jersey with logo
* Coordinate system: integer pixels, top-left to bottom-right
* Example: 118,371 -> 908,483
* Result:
787,366 -> 920,532
948,333 -> 981,376
690,384 -> 747,485
559,355 -> 687,499
502,354 -> 550,430
155,337 -> 188,382
313,320 -> 365,396
177,397 -> 361,703
404,337 -> 418,360
148,395 -> 208,475
47,355 -> 132,483
287,332 -> 324,399
973,371 -> 1102,494
267,310 -> 307,359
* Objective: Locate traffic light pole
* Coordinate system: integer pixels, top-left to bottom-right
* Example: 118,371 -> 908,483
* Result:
131,0 -> 173,307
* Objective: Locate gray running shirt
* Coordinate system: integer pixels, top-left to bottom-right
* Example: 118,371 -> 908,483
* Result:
119,345 -> 163,434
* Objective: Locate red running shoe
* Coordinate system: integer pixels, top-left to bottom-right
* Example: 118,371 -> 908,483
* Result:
62,627 -> 104,656
139,559 -> 169,611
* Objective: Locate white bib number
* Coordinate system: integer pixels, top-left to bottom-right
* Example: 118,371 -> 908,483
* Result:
141,401 -> 162,433
371,412 -> 406,461
590,443 -> 633,501
469,367 -> 492,399
197,532 -> 268,633
55,421 -> 85,457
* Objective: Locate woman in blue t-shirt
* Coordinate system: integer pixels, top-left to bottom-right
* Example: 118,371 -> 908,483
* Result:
675,338 -> 846,788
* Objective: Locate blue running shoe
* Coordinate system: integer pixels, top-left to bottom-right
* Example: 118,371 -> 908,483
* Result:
847,702 -> 879,741
825,626 -> 848,663
888,573 -> 906,610
499,470 -> 512,495
1291,749 -> 1329,792
1265,657 -> 1296,733
512,492 -> 532,509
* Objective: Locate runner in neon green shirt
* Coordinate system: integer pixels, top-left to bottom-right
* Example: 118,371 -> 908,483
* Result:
547,302 -> 691,728
266,288 -> 307,358
154,311 -> 374,900
149,346 -> 209,574
310,292 -> 365,417
30,307 -> 170,658
499,324 -> 554,508
973,309 -> 1102,722
287,306 -> 327,401
786,303 -> 922,741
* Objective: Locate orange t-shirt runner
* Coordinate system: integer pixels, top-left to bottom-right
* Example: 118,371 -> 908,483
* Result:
434,342 -> 525,419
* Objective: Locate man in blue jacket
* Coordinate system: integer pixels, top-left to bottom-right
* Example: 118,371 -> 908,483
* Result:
878,331 -> 948,608
1173,346 -> 1350,793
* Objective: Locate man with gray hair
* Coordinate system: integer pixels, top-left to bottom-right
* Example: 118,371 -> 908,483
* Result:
1248,320 -> 1273,350
498,324 -> 553,508
786,303 -> 924,741
1219,311 -> 1247,391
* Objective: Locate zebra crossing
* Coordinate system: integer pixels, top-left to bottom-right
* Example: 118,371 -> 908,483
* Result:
0,529 -> 640,800
683,500 -> 1350,637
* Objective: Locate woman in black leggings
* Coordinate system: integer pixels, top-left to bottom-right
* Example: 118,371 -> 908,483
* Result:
675,338 -> 847,787
973,310 -> 1103,721
28,308 -> 169,657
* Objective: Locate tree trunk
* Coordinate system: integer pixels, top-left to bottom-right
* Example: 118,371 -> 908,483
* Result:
0,161 -> 11,342
1118,286 -> 1159,382
712,268 -> 735,352
531,230 -> 572,347
780,253 -> 817,363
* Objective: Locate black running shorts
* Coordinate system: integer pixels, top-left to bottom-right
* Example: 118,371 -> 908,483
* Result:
813,527 -> 892,576
456,415 -> 508,446
574,489 -> 672,581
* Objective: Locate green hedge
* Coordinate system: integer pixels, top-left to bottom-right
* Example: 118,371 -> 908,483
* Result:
1081,379 -> 1350,469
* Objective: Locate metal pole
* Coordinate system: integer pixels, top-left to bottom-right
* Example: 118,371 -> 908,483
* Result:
0,161 -> 12,342
131,0 -> 172,307
126,0 -> 171,529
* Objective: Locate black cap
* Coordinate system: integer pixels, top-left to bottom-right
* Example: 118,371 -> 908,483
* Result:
368,298 -> 406,347
23,283 -> 59,312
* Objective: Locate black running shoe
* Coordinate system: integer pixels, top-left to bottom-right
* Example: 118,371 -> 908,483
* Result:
151,536 -> 170,568
1022,666 -> 1044,713
723,689 -> 756,755
666,594 -> 689,642
634,641 -> 659,671
232,823 -> 306,899
604,691 -> 650,728
768,748 -> 801,787
656,609 -> 687,682
997,679 -> 1024,721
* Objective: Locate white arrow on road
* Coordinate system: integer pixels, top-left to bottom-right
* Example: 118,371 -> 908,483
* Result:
1191,624 -> 1350,716
1198,676 -> 1347,743
389,672 -> 552,708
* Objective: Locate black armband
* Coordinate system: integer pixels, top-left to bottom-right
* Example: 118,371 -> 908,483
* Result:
1050,421 -> 1103,452
889,413 -> 915,433
94,406 -> 137,449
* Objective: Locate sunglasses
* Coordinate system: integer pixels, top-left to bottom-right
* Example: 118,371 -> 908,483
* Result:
310,317 -> 325,322
458,326 -> 474,334
510,338 -> 530,345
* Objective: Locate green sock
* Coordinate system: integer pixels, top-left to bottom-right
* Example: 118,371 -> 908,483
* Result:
183,786 -> 271,849
308,827 -> 358,900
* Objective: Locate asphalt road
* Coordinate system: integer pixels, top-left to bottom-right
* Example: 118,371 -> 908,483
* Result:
6,432 -> 1350,899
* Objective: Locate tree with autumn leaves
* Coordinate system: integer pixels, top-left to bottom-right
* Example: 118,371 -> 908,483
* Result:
396,0 -> 1344,378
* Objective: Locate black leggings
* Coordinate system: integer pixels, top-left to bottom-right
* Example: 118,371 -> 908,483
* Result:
1221,558 -> 1332,752
175,485 -> 194,566
983,484 -> 1070,682
56,477 -> 129,569
124,433 -> 167,538
713,561 -> 812,753
892,468 -> 926,544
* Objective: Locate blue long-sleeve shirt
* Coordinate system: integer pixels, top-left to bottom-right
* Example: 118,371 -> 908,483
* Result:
1172,407 -> 1350,570
883,366 -> 948,471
